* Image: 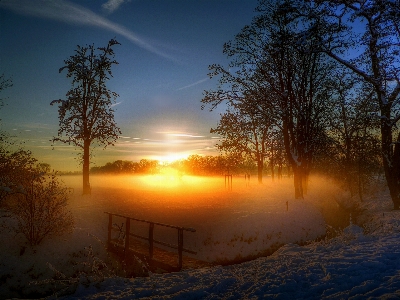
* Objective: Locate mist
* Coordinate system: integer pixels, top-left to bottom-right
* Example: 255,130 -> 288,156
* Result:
61,174 -> 345,263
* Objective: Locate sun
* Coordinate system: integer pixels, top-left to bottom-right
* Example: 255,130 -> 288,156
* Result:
158,153 -> 190,164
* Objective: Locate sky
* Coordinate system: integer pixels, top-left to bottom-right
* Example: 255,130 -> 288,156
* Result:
0,0 -> 259,171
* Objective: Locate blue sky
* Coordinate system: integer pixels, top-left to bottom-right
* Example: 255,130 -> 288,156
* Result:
0,0 -> 258,171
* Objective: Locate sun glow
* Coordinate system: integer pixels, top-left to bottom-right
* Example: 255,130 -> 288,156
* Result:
157,152 -> 190,164
136,169 -> 221,192
138,167 -> 184,189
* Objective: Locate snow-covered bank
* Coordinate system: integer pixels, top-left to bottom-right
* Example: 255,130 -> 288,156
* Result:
63,233 -> 400,299
196,199 -> 325,263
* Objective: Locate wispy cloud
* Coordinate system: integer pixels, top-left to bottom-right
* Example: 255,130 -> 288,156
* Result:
0,0 -> 175,61
166,133 -> 205,138
102,0 -> 128,14
157,131 -> 205,138
111,101 -> 122,107
176,77 -> 209,91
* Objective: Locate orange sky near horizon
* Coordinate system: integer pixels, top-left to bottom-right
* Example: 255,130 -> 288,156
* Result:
12,130 -> 220,172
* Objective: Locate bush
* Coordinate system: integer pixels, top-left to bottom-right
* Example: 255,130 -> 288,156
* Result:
8,172 -> 74,246
0,137 -> 74,246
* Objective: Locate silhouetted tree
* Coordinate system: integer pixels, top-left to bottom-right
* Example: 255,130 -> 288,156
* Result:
309,0 -> 400,208
51,39 -> 121,195
210,104 -> 272,183
204,0 -> 335,198
90,160 -> 136,174
327,70 -> 381,201
135,159 -> 159,174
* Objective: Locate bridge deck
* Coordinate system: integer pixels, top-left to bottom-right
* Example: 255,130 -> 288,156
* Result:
108,238 -> 213,273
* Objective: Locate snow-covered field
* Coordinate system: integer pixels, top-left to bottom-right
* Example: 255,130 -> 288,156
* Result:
1,174 -> 399,299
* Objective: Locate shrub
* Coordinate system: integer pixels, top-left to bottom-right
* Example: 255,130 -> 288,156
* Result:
9,172 -> 74,246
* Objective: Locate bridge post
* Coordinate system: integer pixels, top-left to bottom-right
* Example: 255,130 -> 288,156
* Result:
149,222 -> 154,259
125,217 -> 130,256
178,228 -> 183,270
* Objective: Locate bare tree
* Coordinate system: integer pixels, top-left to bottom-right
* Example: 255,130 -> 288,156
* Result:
51,39 -> 122,195
325,69 -> 381,200
204,0 -> 335,198
311,0 -> 400,209
210,103 -> 272,183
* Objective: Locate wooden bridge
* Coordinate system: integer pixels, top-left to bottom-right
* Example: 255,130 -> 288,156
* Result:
105,212 -> 212,273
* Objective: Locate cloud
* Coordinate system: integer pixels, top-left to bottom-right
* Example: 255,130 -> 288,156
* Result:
166,133 -> 205,138
102,0 -> 126,14
176,78 -> 209,91
0,0 -> 175,61
157,131 -> 206,138
111,101 -> 122,107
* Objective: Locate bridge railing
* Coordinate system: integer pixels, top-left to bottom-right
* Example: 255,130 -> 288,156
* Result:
104,212 -> 196,270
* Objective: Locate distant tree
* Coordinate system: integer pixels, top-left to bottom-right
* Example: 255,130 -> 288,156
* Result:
210,104 -> 271,183
265,130 -> 286,180
51,39 -> 122,195
90,160 -> 136,174
135,159 -> 159,174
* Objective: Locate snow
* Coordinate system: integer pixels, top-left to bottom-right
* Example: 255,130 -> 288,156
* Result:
64,232 -> 400,299
1,175 -> 400,299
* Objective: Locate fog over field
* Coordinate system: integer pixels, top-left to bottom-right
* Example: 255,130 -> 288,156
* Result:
62,174 -> 339,263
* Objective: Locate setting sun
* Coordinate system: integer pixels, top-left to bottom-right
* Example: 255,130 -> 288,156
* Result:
156,152 -> 191,164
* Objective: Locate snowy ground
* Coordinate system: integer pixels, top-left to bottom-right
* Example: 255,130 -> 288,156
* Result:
68,231 -> 400,300
1,175 -> 399,299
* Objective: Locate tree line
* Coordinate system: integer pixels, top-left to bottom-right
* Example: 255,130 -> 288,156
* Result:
90,154 -> 280,176
202,0 -> 399,208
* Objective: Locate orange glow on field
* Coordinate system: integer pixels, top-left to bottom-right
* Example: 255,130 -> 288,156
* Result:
140,169 -> 183,189
137,171 -> 221,192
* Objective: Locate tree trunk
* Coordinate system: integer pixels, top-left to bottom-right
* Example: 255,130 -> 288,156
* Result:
271,145 -> 275,181
369,33 -> 400,209
293,167 -> 304,199
302,171 -> 309,195
82,139 -> 91,195
278,163 -> 282,180
385,129 -> 400,210
392,135 -> 400,209
257,158 -> 263,184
